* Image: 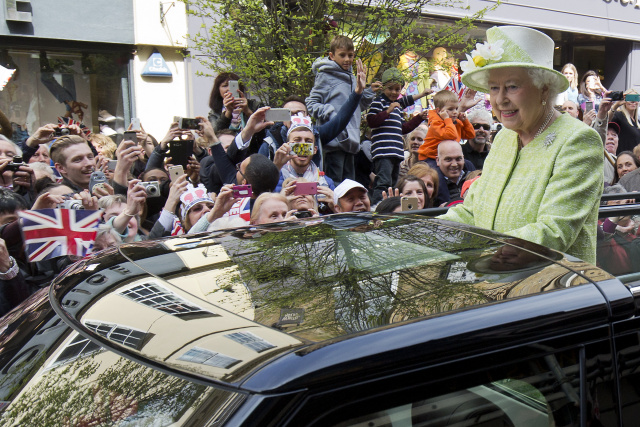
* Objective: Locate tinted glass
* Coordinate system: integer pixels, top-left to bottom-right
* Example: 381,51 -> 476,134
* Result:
334,348 -> 581,427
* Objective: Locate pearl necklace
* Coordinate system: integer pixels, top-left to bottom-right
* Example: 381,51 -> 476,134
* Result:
518,108 -> 555,148
534,108 -> 555,140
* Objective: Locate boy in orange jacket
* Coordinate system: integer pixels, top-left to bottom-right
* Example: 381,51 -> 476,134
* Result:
418,90 -> 476,161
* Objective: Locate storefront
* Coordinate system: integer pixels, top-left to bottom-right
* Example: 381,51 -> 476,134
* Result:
423,0 -> 640,91
0,0 -> 135,141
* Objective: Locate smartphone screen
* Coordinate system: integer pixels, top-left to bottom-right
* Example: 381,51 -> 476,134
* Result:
585,101 -> 593,113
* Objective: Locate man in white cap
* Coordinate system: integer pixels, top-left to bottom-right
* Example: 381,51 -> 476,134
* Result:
333,179 -> 371,213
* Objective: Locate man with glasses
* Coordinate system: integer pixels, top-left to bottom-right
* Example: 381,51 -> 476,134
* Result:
461,110 -> 493,170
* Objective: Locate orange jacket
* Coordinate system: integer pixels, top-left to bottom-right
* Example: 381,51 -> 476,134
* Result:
418,109 -> 476,160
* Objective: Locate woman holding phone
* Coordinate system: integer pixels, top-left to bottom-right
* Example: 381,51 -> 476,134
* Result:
577,70 -> 606,113
611,89 -> 640,154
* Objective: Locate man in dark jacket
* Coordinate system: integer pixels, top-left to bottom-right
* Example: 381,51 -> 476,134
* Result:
426,140 -> 475,206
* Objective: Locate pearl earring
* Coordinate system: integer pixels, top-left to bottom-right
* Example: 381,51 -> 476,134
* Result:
542,100 -> 547,106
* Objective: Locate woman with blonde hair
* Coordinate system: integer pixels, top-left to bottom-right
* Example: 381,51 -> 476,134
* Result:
90,134 -> 118,159
556,63 -> 579,104
611,88 -> 640,154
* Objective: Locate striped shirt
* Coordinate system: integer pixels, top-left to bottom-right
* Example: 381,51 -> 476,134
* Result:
367,94 -> 416,160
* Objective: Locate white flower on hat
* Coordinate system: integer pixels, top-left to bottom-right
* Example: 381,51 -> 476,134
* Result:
460,40 -> 504,73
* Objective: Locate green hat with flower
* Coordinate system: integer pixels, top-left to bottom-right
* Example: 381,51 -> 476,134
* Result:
460,26 -> 569,94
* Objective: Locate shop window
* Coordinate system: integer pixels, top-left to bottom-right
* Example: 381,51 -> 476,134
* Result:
0,50 -> 129,144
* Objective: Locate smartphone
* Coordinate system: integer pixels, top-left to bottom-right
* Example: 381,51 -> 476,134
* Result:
265,108 -> 291,122
232,184 -> 252,198
228,80 -> 239,98
168,165 -> 185,181
290,142 -> 314,157
107,160 -> 117,171
401,196 -> 420,211
626,94 -> 640,102
130,118 -> 141,131
585,101 -> 593,113
168,138 -> 194,168
294,182 -> 317,196
123,130 -> 137,143
177,117 -> 201,130
89,171 -> 108,195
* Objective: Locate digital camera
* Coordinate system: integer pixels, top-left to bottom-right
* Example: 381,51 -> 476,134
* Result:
58,199 -> 84,210
5,156 -> 26,172
54,127 -> 70,137
140,181 -> 161,198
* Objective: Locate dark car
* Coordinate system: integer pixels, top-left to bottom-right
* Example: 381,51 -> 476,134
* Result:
0,213 -> 638,426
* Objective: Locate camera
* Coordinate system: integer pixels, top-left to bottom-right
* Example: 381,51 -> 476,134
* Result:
54,127 -> 70,137
5,156 -> 25,172
293,210 -> 313,218
174,116 -> 201,130
58,199 -> 84,210
140,181 -> 161,198
610,91 -> 624,101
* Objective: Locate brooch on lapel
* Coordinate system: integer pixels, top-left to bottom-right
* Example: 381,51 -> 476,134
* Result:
543,132 -> 557,148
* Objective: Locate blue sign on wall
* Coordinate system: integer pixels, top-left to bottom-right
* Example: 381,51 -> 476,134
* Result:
141,51 -> 172,77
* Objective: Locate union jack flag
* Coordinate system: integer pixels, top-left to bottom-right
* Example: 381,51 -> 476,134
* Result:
444,73 -> 466,100
18,209 -> 102,262
224,197 -> 251,222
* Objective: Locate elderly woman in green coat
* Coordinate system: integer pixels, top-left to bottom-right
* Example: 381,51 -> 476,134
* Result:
440,26 -> 603,264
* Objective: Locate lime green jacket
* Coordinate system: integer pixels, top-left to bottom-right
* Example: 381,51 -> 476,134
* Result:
440,113 -> 603,264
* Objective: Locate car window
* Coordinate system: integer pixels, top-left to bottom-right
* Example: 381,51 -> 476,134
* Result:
332,349 -> 581,427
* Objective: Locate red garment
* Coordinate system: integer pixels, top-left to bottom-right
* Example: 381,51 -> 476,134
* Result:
418,110 -> 475,160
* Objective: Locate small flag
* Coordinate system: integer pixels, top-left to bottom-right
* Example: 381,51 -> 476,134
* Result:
19,209 -> 102,262
444,72 -> 466,100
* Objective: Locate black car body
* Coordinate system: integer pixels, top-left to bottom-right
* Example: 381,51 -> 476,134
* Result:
0,213 -> 638,426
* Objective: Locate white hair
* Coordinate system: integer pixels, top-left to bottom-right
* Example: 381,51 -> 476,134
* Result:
0,135 -> 23,157
473,67 -> 564,103
29,161 -> 54,178
467,109 -> 493,124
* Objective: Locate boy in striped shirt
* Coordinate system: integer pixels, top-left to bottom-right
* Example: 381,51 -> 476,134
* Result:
367,68 -> 431,204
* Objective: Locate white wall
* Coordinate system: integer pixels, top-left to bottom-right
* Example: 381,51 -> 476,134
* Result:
131,0 -> 190,139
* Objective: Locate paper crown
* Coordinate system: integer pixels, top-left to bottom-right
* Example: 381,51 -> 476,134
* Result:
179,183 -> 214,220
287,114 -> 314,136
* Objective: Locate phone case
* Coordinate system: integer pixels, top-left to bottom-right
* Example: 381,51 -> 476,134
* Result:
401,196 -> 420,211
168,165 -> 185,181
228,81 -> 239,98
294,182 -> 318,195
169,139 -> 194,168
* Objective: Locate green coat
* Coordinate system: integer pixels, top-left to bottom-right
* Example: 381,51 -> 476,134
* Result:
440,113 -> 603,264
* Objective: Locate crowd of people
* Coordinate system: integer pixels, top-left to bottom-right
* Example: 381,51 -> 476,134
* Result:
0,25 -> 638,316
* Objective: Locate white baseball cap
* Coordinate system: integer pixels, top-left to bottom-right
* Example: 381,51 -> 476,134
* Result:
333,179 -> 367,205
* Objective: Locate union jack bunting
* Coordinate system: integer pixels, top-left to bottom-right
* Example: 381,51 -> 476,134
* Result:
18,209 -> 102,262
444,73 -> 466,100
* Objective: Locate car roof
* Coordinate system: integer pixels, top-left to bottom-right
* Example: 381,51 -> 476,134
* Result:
50,213 -> 615,392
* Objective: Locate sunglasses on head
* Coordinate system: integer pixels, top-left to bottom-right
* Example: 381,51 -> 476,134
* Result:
473,123 -> 491,131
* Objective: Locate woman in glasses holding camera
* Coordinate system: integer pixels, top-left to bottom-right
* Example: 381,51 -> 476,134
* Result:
610,89 -> 640,154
